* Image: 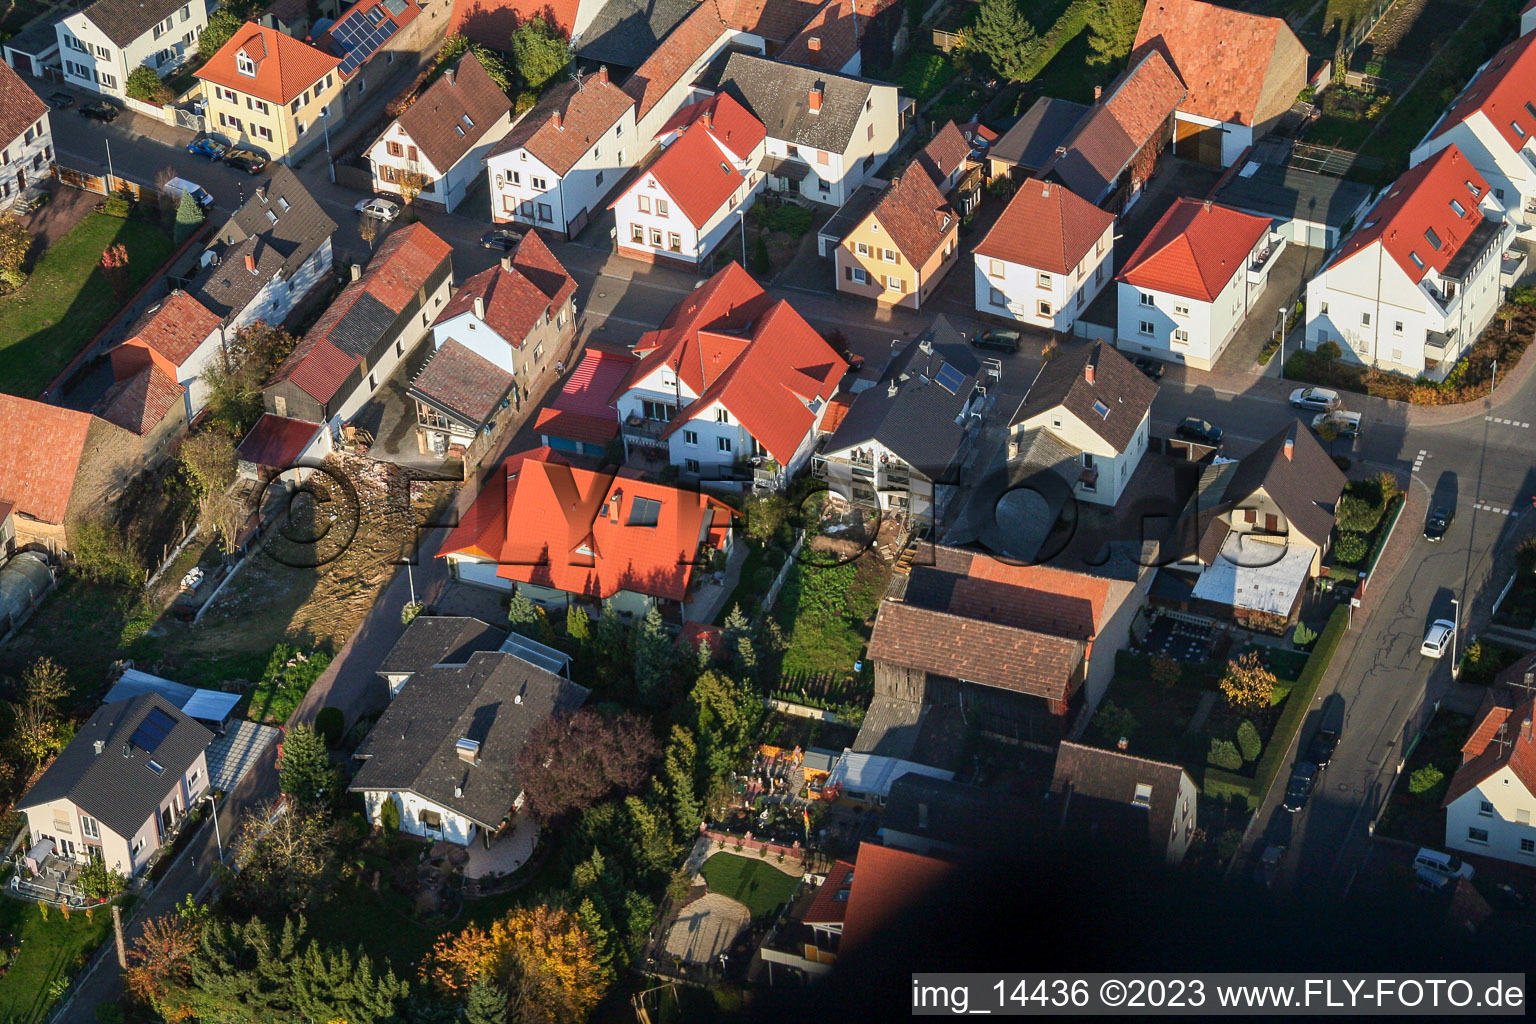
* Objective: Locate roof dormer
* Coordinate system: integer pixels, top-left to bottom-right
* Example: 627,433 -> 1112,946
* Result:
236,49 -> 257,77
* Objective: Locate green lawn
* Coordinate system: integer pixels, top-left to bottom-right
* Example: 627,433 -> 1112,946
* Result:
0,213 -> 175,397
698,853 -> 799,919
0,893 -> 118,1023
896,52 -> 958,102
772,554 -> 886,679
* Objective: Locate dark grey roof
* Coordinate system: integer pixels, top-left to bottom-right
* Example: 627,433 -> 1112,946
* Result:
188,166 -> 337,321
7,10 -> 67,55
1012,341 -> 1157,454
377,616 -> 508,677
1445,215 -> 1503,279
80,0 -> 189,47
821,180 -> 884,241
349,651 -> 589,828
881,774 -> 1037,854
823,315 -> 981,477
990,97 -> 1088,172
326,292 -> 397,358
852,696 -> 967,770
718,52 -> 873,153
1214,162 -> 1373,229
576,0 -> 697,69
1207,419 -> 1345,550
18,695 -> 212,841
1045,105 -> 1136,205
1051,741 -> 1190,860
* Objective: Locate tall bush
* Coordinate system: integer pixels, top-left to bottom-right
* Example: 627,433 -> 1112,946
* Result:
1236,720 -> 1263,763
1334,531 -> 1369,565
1208,738 -> 1242,771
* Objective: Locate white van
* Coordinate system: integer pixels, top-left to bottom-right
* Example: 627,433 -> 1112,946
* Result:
1414,847 -> 1474,883
164,177 -> 215,209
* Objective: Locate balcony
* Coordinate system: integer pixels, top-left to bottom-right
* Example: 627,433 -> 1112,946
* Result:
1424,329 -> 1456,363
1502,246 -> 1528,284
1247,233 -> 1287,288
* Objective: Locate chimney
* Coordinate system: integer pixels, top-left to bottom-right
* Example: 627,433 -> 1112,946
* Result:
500,255 -> 514,272
887,380 -> 899,398
1094,85 -> 1103,101
455,737 -> 480,764
552,109 -> 564,131
93,740 -> 104,755
1084,361 -> 1096,385
244,252 -> 257,274
1284,438 -> 1295,461
808,35 -> 821,51
809,83 -> 823,112
701,109 -> 713,130
454,786 -> 463,798
350,263 -> 362,281
473,295 -> 486,320
445,68 -> 455,86
1055,145 -> 1068,157
596,65 -> 609,86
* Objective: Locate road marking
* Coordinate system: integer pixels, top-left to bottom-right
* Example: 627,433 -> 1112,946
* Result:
1484,416 -> 1530,428
1412,449 -> 1428,473
1474,502 -> 1511,515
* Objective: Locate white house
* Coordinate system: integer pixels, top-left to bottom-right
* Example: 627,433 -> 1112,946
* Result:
973,178 -> 1114,332
1443,694 -> 1536,867
612,261 -> 844,484
1305,145 -> 1513,380
1010,341 -> 1157,508
0,61 -> 51,206
611,92 -> 766,267
1117,197 -> 1280,371
1052,742 -> 1200,865
1410,32 -> 1536,244
366,51 -> 513,214
620,0 -> 762,144
108,290 -> 224,422
714,52 -> 900,208
485,65 -> 634,239
57,0 -> 206,98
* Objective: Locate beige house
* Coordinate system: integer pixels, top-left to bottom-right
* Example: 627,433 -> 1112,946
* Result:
196,22 -> 343,164
17,695 -> 211,878
834,168 -> 958,311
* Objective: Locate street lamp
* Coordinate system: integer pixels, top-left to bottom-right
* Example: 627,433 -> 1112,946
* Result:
321,108 -> 335,184
1275,305 -> 1288,366
1450,596 -> 1461,673
104,139 -> 116,195
737,210 -> 746,270
1492,359 -> 1499,392
204,791 -> 222,865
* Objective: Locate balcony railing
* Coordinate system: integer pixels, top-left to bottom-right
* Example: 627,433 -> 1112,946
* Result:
621,415 -> 669,439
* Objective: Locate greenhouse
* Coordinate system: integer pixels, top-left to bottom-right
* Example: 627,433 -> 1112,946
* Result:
0,552 -> 53,638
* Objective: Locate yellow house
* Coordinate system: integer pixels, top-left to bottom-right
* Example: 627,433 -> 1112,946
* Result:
196,23 -> 342,164
834,168 -> 959,311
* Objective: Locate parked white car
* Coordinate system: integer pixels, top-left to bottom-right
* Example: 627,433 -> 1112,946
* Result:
1420,618 -> 1456,658
1290,386 -> 1342,412
355,198 -> 400,222
164,176 -> 215,209
1312,410 -> 1362,438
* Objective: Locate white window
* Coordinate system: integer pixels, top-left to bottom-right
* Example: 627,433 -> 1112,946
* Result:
1173,303 -> 1189,316
1036,271 -> 1051,289
1468,827 -> 1489,843
81,815 -> 100,839
1138,320 -> 1155,335
657,198 -> 669,216
882,248 -> 898,264
237,50 -> 256,76
850,266 -> 867,284
886,276 -> 904,292
988,258 -> 1003,276
99,73 -> 117,90
1522,838 -> 1536,855
1139,292 -> 1154,306
650,227 -> 663,246
1037,300 -> 1051,316
685,458 -> 700,472
531,176 -> 547,190
715,408 -> 729,423
638,195 -> 650,213
683,430 -> 698,445
717,436 -> 732,452
1132,784 -> 1152,807
1450,198 -> 1466,217
1173,329 -> 1189,345
855,241 -> 869,256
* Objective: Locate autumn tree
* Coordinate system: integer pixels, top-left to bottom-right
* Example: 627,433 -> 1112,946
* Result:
1086,0 -> 1144,67
100,243 -> 131,302
277,724 -> 338,806
179,428 -> 244,546
0,211 -> 30,287
966,0 -> 1041,81
126,63 -> 172,103
1499,302 -> 1520,330
743,492 -> 791,544
198,9 -> 243,62
223,801 -> 334,913
422,921 -> 512,995
510,16 -> 571,91
398,164 -> 429,207
13,658 -> 69,769
503,905 -> 604,1024
202,320 -> 299,433
1219,650 -> 1277,712
125,913 -> 202,1016
513,709 -> 658,821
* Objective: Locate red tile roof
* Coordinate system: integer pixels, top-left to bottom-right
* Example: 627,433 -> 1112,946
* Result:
533,406 -> 618,446
438,447 -> 737,601
534,346 -> 638,446
1326,145 -> 1490,285
915,120 -> 972,187
778,0 -> 897,70
0,396 -> 99,525
655,91 -> 766,160
615,263 -> 843,464
448,0 -> 581,42
437,231 -> 577,349
973,178 -> 1113,275
490,67 -> 633,176
868,168 -> 957,266
93,365 -> 184,435
716,0 -> 820,41
272,222 -> 452,405
1118,197 -> 1271,301
236,413 -> 322,467
623,0 -> 729,120
802,859 -> 856,925
617,103 -> 765,229
122,290 -> 221,368
841,841 -> 955,955
1444,696 -> 1536,808
1432,33 -> 1536,154
1103,48 -> 1185,146
391,50 -> 513,173
1133,0 -> 1308,127
0,60 -> 47,149
196,23 -> 340,105
868,600 -> 1085,699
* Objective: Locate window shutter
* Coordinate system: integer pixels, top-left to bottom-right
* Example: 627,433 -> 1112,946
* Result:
844,265 -> 853,281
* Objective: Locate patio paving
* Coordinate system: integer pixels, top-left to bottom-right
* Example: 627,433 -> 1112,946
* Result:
663,892 -> 751,964
461,816 -> 539,880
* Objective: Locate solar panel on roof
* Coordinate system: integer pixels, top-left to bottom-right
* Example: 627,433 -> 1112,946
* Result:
934,362 -> 966,394
130,707 -> 177,753
498,632 -> 571,676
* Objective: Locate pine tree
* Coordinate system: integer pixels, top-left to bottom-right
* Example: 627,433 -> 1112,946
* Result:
592,607 -> 630,687
277,724 -> 337,806
620,891 -> 657,959
564,603 -> 592,656
463,974 -> 509,1024
687,671 -> 762,782
174,189 -> 205,244
624,795 -> 676,880
967,0 -> 1041,81
507,592 -> 541,638
631,607 -> 676,707
574,896 -> 619,981
1085,0 -> 1144,67
659,725 -> 702,839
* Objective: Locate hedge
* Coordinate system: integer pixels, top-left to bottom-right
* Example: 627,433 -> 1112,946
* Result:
1246,605 -> 1351,809
1201,768 -> 1254,804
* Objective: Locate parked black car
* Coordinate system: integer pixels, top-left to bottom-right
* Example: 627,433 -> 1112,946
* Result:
47,92 -> 75,109
1282,762 -> 1318,813
480,228 -> 521,251
1132,356 -> 1164,380
1424,506 -> 1454,542
1175,417 -> 1223,447
223,148 -> 269,175
1306,726 -> 1340,770
971,327 -> 1021,353
79,100 -> 119,122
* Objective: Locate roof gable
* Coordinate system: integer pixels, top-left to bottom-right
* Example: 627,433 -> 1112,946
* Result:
1433,33 -> 1536,152
654,89 -> 766,160
0,59 -> 47,147
196,22 -> 341,104
840,840 -> 955,955
94,365 -> 184,436
614,261 -> 772,396
0,396 -> 101,524
392,51 -> 513,171
1051,740 -> 1189,856
1013,341 -> 1157,453
915,120 -> 971,185
621,105 -> 763,228
1118,197 -> 1271,300
1213,419 -> 1345,548
717,52 -> 875,153
622,0 -> 729,120
1101,48 -> 1185,145
438,232 -> 577,347
122,290 -> 221,367
1444,696 -> 1536,808
490,71 -> 634,176
867,168 -> 955,265
974,178 -> 1113,274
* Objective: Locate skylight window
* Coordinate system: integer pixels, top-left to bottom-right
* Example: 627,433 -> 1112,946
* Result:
1424,227 -> 1442,249
278,197 -> 289,211
462,113 -> 475,127
1526,101 -> 1536,120
628,496 -> 661,527
1410,251 -> 1425,270
1515,121 -> 1529,139
1133,783 -> 1153,807
1450,198 -> 1466,217
454,124 -> 465,136
1467,180 -> 1482,198
147,759 -> 165,775
1092,399 -> 1110,419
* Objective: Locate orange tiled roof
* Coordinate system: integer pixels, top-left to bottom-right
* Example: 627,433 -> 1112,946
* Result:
1432,32 -> 1536,155
196,22 -> 340,105
1444,696 -> 1536,807
93,365 -> 183,436
1117,197 -> 1271,301
623,0 -> 729,120
617,95 -> 765,229
973,178 -> 1113,275
0,396 -> 99,525
868,167 -> 956,266
122,290 -> 221,367
841,840 -> 955,956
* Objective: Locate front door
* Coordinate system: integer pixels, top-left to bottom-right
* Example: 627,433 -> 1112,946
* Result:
56,837 -> 76,859
15,168 -> 24,191
161,804 -> 174,838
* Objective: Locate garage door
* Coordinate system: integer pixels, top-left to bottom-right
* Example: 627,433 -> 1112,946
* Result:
1174,119 -> 1222,166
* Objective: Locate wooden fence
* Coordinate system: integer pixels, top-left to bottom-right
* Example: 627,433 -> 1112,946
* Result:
55,164 -> 156,200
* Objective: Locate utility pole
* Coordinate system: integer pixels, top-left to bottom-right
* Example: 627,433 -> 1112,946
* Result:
322,108 -> 335,184
104,139 -> 116,195
112,904 -> 127,968
738,210 -> 746,270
